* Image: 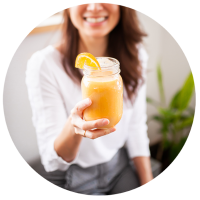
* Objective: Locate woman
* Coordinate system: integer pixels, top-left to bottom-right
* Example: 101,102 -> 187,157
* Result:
26,3 -> 153,195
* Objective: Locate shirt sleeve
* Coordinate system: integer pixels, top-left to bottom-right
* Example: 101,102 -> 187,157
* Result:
125,45 -> 150,159
25,51 -> 78,172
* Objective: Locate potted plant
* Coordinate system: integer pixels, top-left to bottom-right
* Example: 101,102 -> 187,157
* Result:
147,64 -> 195,170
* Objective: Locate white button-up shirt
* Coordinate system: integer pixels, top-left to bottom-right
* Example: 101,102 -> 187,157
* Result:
25,45 -> 150,172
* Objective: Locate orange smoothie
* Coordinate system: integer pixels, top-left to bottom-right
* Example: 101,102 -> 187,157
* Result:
81,70 -> 123,129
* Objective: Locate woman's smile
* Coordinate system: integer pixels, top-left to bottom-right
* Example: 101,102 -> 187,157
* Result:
84,16 -> 108,23
69,4 -> 120,37
83,16 -> 108,27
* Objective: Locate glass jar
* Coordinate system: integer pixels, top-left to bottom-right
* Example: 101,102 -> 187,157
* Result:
81,57 -> 123,129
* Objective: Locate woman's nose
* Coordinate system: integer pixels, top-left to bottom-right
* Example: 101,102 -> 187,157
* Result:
86,3 -> 103,11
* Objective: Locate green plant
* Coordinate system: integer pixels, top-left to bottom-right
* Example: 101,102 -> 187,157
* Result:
147,63 -> 195,163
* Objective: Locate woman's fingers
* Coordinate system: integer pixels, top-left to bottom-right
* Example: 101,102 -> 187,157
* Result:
71,98 -> 112,137
72,117 -> 110,131
86,127 -> 116,139
74,127 -> 85,136
70,98 -> 110,131
71,98 -> 92,117
74,127 -> 116,139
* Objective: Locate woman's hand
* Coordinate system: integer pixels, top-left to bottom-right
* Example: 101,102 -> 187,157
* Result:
70,98 -> 116,139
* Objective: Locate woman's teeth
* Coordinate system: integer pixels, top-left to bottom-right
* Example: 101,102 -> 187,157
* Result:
85,17 -> 107,23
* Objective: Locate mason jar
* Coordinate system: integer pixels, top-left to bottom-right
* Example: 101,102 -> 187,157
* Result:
81,57 -> 123,129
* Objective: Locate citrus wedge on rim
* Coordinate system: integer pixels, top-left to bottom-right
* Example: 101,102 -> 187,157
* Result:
75,53 -> 101,70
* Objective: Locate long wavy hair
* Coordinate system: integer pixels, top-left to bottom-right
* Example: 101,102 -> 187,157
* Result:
59,6 -> 147,101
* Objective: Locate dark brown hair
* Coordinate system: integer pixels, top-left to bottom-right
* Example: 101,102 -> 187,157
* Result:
59,6 -> 147,101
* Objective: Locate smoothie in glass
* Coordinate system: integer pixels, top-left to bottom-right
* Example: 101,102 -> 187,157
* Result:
81,57 -> 123,129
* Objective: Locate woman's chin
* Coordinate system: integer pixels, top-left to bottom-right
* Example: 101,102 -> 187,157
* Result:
84,31 -> 109,39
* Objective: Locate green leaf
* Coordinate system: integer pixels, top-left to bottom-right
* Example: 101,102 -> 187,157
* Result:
169,137 -> 188,162
158,108 -> 178,121
179,114 -> 191,120
186,106 -> 195,115
147,114 -> 162,124
152,115 -> 163,122
147,115 -> 163,124
146,97 -> 154,103
178,72 -> 195,111
146,97 -> 160,107
158,109 -> 171,133
157,108 -> 181,134
170,90 -> 181,109
157,63 -> 166,105
163,139 -> 171,149
158,108 -> 172,116
176,116 -> 194,131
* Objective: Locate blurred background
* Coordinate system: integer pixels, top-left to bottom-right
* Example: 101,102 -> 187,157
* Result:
3,10 -> 195,172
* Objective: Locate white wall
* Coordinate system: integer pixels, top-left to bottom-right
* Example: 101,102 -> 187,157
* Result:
138,12 -> 195,144
4,31 -> 61,164
137,12 -> 164,144
3,12 -> 195,164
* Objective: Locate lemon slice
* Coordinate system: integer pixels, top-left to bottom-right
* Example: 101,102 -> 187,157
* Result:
75,53 -> 101,70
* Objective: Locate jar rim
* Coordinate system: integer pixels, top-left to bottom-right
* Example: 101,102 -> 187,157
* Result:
84,57 -> 120,70
83,70 -> 121,77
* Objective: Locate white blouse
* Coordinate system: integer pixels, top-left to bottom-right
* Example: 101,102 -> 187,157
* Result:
25,45 -> 150,172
